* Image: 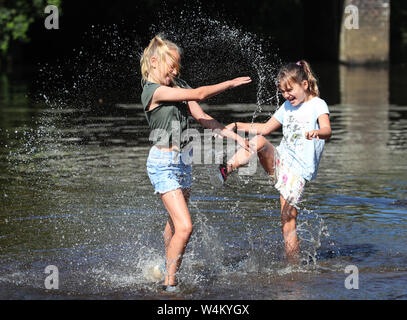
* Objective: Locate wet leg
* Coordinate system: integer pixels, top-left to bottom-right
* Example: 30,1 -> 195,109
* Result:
227,135 -> 275,174
160,188 -> 193,286
280,195 -> 299,262
163,189 -> 190,249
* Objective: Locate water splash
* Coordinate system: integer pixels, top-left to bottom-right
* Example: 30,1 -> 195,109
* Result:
297,208 -> 330,267
0,4 -> 330,299
152,3 -> 281,117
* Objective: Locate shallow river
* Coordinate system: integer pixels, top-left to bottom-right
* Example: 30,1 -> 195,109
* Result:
1,66 -> 407,299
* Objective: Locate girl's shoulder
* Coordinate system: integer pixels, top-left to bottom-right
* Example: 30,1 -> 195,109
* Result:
308,96 -> 327,106
143,80 -> 161,90
172,78 -> 191,89
141,78 -> 191,110
309,96 -> 329,107
280,97 -> 328,110
307,96 -> 330,116
141,81 -> 161,109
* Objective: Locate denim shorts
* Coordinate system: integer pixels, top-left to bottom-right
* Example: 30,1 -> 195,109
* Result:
146,146 -> 193,194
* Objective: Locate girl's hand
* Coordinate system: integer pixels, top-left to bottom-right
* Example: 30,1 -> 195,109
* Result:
237,136 -> 258,154
229,77 -> 252,88
225,122 -> 237,132
237,136 -> 252,152
305,130 -> 320,140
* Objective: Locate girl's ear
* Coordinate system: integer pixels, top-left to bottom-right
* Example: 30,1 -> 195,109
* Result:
150,55 -> 158,69
302,80 -> 309,91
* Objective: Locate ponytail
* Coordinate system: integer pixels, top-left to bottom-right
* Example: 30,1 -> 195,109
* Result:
297,60 -> 319,97
140,34 -> 182,86
276,60 -> 320,97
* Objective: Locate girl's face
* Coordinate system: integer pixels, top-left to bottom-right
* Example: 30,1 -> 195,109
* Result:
151,49 -> 180,86
279,80 -> 310,107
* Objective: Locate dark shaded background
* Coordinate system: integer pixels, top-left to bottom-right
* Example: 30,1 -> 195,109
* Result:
3,0 -> 407,107
9,0 -> 407,69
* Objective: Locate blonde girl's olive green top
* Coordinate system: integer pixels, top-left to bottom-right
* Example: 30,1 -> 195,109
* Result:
141,78 -> 191,148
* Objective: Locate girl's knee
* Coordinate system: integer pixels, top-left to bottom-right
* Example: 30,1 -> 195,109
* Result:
176,223 -> 193,240
250,135 -> 274,155
185,224 -> 193,236
282,221 -> 297,242
249,135 -> 267,151
281,206 -> 297,232
282,219 -> 296,232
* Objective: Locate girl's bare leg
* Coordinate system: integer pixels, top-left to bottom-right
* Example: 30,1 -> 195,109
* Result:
280,195 -> 299,261
227,136 -> 299,260
161,188 -> 192,286
227,135 -> 275,174
163,189 -> 190,249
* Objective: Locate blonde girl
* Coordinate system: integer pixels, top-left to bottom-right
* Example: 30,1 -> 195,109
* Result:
220,60 -> 331,260
140,35 -> 251,291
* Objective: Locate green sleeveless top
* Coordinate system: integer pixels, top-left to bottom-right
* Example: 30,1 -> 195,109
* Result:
141,78 -> 191,148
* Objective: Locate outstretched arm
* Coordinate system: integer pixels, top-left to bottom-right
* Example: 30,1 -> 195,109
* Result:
226,116 -> 282,136
152,77 -> 251,106
188,101 -> 251,152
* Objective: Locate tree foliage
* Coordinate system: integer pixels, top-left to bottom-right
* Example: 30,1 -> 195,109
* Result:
0,0 -> 61,56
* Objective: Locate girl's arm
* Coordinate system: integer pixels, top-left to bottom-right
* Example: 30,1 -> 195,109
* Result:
151,77 -> 251,106
305,113 -> 332,140
188,101 -> 251,152
226,116 -> 282,136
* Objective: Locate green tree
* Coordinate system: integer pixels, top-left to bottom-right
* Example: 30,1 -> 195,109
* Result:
0,0 -> 61,69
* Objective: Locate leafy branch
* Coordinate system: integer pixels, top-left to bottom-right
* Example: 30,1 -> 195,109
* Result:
0,0 -> 61,57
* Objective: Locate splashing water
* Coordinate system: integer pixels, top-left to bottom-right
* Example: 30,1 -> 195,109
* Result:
152,4 -> 282,120
1,5 -> 332,299
297,209 -> 330,267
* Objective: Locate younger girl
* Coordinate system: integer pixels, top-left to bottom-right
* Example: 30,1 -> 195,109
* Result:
220,60 -> 331,260
140,35 -> 251,292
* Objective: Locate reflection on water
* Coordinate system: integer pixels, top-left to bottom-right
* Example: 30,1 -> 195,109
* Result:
340,65 -> 390,164
340,65 -> 389,106
0,66 -> 407,300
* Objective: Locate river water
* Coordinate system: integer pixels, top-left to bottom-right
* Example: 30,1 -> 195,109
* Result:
0,64 -> 407,300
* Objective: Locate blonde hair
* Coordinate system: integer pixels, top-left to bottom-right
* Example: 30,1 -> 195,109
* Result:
276,60 -> 320,97
140,35 -> 182,85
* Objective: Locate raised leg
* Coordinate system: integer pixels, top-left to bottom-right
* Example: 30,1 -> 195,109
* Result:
227,135 -> 275,175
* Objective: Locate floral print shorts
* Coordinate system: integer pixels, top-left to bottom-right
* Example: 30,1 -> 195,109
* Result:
272,148 -> 306,209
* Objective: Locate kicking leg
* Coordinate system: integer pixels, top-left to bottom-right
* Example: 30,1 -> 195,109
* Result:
227,135 -> 275,174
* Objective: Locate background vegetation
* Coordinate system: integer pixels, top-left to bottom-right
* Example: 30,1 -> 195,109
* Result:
0,0 -> 61,70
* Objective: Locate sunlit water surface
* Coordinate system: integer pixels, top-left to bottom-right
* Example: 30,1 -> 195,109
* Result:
1,76 -> 407,299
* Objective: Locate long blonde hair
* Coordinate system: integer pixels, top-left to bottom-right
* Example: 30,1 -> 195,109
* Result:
276,60 -> 320,97
140,35 -> 182,86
